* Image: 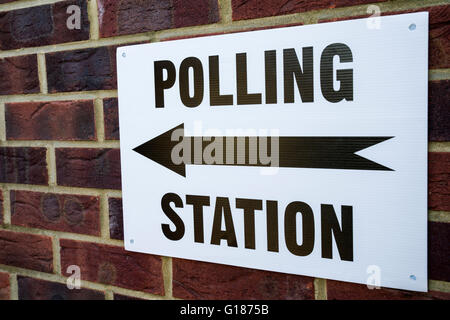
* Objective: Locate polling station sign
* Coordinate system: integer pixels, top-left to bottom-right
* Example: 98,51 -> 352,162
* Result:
116,12 -> 428,292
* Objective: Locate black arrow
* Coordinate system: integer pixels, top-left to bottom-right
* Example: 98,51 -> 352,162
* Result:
133,123 -> 394,177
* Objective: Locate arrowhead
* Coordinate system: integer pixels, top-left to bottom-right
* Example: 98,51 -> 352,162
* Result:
133,123 -> 186,177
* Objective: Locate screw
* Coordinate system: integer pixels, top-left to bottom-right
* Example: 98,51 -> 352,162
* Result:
122,52 -> 126,58
409,23 -> 416,31
130,239 -> 134,244
409,275 -> 416,280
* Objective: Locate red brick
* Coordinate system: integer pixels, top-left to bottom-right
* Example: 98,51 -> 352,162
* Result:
429,222 -> 450,282
429,80 -> 450,141
0,0 -> 89,51
103,98 -> 119,140
0,272 -> 9,300
11,190 -> 100,236
0,190 -> 3,225
0,55 -> 39,95
6,100 -> 96,141
97,0 -> 219,38
173,259 -> 314,299
0,147 -> 48,185
18,276 -> 104,300
46,46 -> 117,93
97,0 -> 171,37
429,152 -> 450,212
232,0 -> 386,21
108,197 -> 123,240
318,5 -> 450,69
173,0 -> 219,29
0,230 -> 53,272
55,148 -> 121,189
426,5 -> 450,69
60,239 -> 164,294
327,280 -> 450,300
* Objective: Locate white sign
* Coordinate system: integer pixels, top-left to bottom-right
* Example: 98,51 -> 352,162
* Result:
117,12 -> 428,292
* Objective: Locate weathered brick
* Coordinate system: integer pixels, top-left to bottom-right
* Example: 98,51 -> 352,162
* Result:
429,152 -> 450,212
0,0 -> 89,50
103,98 -> 120,140
318,5 -> 450,69
429,222 -> 450,282
46,46 -> 117,93
6,100 -> 96,141
109,197 -> 123,240
97,0 -> 219,38
429,80 -> 450,141
0,272 -> 9,300
0,147 -> 48,185
232,0 -> 386,21
55,148 -> 121,189
173,259 -> 314,299
11,190 -> 100,236
0,230 -> 53,272
327,280 -> 450,300
18,276 -> 104,300
0,55 -> 39,95
60,239 -> 164,294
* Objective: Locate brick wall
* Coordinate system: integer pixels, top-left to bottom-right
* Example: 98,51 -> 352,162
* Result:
0,0 -> 448,300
